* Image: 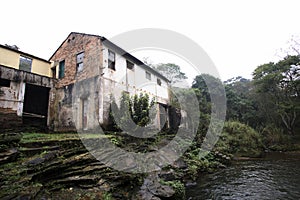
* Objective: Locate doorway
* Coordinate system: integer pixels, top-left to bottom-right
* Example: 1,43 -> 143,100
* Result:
23,83 -> 50,126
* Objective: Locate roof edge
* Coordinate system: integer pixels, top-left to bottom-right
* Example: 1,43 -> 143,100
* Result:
49,32 -> 170,83
0,44 -> 50,63
101,37 -> 170,82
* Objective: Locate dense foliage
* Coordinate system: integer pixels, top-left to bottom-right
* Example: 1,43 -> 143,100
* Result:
154,63 -> 187,85
215,121 -> 264,157
110,92 -> 155,130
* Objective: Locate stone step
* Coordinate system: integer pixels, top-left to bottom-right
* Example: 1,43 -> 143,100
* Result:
0,148 -> 19,165
20,139 -> 83,148
20,146 -> 60,156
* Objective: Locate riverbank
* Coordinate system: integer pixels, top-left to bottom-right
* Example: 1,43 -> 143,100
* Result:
1,123 -> 299,199
0,131 -> 231,199
186,151 -> 300,199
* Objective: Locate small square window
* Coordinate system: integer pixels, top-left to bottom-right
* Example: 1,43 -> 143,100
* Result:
0,78 -> 10,87
77,52 -> 84,72
146,71 -> 151,80
108,50 -> 115,70
157,78 -> 162,86
126,60 -> 134,70
19,56 -> 32,72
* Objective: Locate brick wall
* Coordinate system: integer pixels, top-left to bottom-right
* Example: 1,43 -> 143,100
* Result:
51,33 -> 103,88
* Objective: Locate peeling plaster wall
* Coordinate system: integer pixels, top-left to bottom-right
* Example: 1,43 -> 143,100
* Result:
0,80 -> 21,111
49,76 -> 101,132
0,65 -> 54,130
49,33 -> 103,132
0,65 -> 54,113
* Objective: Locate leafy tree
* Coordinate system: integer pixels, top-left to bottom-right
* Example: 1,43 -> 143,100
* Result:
253,55 -> 300,134
132,93 -> 155,126
192,74 -> 225,112
191,74 -> 226,143
224,77 -> 260,128
155,63 -> 187,84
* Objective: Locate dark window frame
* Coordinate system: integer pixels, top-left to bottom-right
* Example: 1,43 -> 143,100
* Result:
146,71 -> 151,80
126,60 -> 134,70
59,60 -> 65,79
108,50 -> 116,70
157,78 -> 162,86
76,52 -> 84,72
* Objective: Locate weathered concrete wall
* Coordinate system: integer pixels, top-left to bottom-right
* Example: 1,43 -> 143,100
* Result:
0,65 -> 55,131
48,76 -> 100,132
0,65 -> 54,113
48,84 -> 76,132
0,65 -> 54,88
0,80 -> 21,111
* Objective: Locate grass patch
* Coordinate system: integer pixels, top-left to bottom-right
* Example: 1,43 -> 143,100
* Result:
20,133 -> 109,143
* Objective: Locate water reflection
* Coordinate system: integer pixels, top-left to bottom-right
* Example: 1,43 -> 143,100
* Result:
187,152 -> 300,200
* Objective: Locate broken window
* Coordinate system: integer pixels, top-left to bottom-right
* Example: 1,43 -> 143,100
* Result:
126,60 -> 134,70
108,50 -> 115,70
146,71 -> 151,80
0,78 -> 10,87
59,60 -> 65,79
77,52 -> 84,72
19,56 -> 32,72
51,66 -> 56,78
157,78 -> 162,86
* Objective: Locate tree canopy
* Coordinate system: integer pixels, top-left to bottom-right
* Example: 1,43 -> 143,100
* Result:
155,63 -> 187,84
252,55 -> 300,134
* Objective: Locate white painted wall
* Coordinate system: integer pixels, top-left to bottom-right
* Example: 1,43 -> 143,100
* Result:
102,45 -> 169,104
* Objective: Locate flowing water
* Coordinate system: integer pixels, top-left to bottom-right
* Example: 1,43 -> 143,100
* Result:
186,152 -> 300,200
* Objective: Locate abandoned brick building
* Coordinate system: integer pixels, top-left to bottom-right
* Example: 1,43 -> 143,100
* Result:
0,32 -> 170,132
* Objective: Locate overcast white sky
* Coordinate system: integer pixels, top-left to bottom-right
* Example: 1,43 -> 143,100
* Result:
1,0 -> 300,82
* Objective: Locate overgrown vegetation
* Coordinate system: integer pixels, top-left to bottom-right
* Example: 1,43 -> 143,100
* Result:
222,54 -> 300,150
110,92 -> 155,130
160,180 -> 186,200
215,121 -> 264,157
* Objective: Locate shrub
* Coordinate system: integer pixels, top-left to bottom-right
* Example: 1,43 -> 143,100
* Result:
109,92 -> 155,130
214,121 -> 264,157
260,124 -> 295,151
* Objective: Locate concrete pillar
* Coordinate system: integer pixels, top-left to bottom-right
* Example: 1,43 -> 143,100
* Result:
17,82 -> 25,116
